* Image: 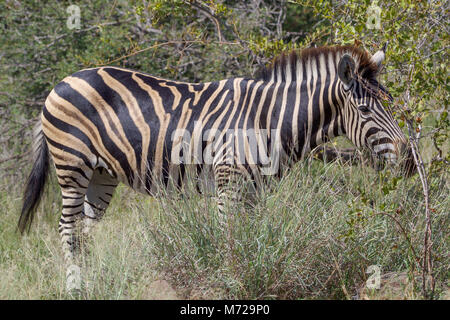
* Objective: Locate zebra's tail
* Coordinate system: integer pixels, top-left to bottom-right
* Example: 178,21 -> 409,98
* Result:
18,115 -> 49,234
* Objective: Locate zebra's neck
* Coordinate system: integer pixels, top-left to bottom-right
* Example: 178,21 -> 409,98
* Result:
255,59 -> 346,161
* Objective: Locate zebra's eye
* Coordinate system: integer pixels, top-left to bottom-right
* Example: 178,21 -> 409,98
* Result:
358,104 -> 371,115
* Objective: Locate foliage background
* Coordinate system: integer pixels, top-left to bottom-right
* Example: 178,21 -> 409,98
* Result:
0,0 -> 448,299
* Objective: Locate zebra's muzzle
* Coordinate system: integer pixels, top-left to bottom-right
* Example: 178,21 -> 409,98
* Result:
369,139 -> 416,177
396,142 -> 416,177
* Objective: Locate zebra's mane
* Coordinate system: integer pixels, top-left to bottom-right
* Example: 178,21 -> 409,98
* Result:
256,45 -> 379,83
256,45 -> 391,101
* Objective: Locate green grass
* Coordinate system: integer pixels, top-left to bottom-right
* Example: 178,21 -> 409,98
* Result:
0,159 -> 448,299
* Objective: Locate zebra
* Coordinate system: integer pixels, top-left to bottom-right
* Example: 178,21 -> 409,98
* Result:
18,44 -> 415,289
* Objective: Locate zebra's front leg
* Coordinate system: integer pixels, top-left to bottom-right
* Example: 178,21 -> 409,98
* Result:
214,164 -> 242,227
214,164 -> 247,265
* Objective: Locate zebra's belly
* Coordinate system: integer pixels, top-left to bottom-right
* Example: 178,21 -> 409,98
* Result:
103,159 -> 217,197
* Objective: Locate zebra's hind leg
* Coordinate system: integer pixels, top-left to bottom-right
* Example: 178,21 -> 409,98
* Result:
76,167 -> 118,292
57,166 -> 117,293
56,167 -> 93,293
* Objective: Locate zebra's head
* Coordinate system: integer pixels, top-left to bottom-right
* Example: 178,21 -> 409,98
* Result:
337,45 -> 415,176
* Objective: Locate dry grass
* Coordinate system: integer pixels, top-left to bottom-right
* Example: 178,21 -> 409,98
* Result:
0,158 -> 448,299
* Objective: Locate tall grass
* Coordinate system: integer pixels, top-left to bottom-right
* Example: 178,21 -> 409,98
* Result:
147,160 -> 449,299
0,159 -> 448,299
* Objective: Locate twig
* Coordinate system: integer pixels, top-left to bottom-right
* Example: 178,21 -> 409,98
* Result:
373,212 -> 420,267
184,0 -> 225,42
98,39 -> 240,66
0,91 -> 14,99
0,150 -> 31,164
44,19 -> 133,48
327,245 -> 351,300
401,62 -> 435,299
406,119 -> 435,298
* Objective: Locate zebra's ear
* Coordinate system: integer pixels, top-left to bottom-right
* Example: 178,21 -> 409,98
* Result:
338,54 -> 356,89
371,42 -> 387,68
